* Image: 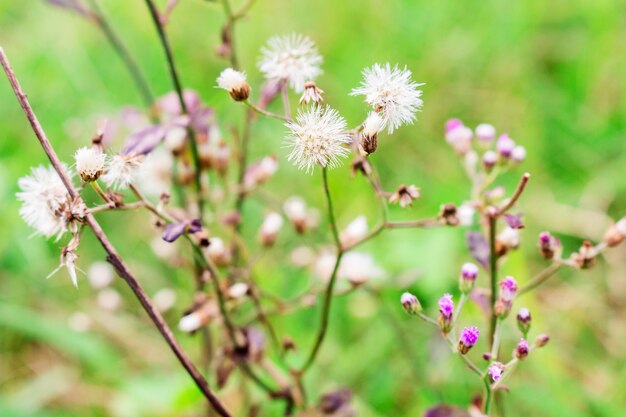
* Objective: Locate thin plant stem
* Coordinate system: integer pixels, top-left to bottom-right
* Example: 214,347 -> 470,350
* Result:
144,0 -> 204,217
244,100 -> 290,121
488,213 -> 498,346
518,262 -> 563,295
0,48 -> 232,417
490,318 -> 503,359
497,173 -> 530,215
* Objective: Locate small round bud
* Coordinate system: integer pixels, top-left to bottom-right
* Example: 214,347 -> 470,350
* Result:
603,217 -> 626,247
361,112 -> 383,154
438,293 -> 454,334
516,307 -> 532,335
482,150 -> 498,170
514,338 -> 529,360
511,145 -> 526,162
445,120 -> 473,155
458,326 -> 480,354
401,292 -> 422,315
440,203 -> 459,226
572,240 -> 596,269
496,134 -> 516,158
487,362 -> 505,383
258,212 -> 284,247
495,276 -> 518,318
217,68 -> 250,101
538,231 -> 561,259
340,216 -> 368,248
459,262 -> 479,293
284,196 -> 308,234
536,333 -> 550,347
475,123 -> 496,142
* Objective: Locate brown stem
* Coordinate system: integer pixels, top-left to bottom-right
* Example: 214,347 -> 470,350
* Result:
497,172 -> 530,216
0,48 -> 232,417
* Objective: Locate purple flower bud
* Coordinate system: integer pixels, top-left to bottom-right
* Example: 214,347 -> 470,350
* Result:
482,150 -> 498,170
495,276 -> 518,318
445,118 -> 463,133
488,362 -> 505,383
475,123 -> 496,142
438,294 -> 454,333
458,326 -> 480,354
162,218 -> 202,243
536,333 -> 550,347
401,292 -> 422,315
496,134 -> 515,158
511,145 -> 526,162
459,262 -> 479,293
517,307 -> 532,334
538,231 -> 561,259
515,338 -> 529,360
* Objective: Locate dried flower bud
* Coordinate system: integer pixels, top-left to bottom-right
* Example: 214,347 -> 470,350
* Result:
458,326 -> 480,354
603,217 -> 626,247
438,293 -> 454,333
572,240 -> 597,269
514,338 -> 529,360
536,333 -> 550,347
284,196 -> 308,234
482,150 -> 498,170
259,212 -> 284,247
494,276 -> 518,318
340,216 -> 368,248
75,147 -> 106,182
164,126 -> 187,155
516,307 -> 531,335
243,156 -> 278,189
459,262 -> 479,293
496,134 -> 515,158
475,123 -> 496,142
217,68 -> 251,101
389,184 -> 420,208
299,81 -> 324,105
511,145 -> 526,162
496,227 -> 520,255
361,112 -> 384,154
488,362 -> 505,382
440,203 -> 459,226
401,292 -> 422,315
207,237 -> 231,267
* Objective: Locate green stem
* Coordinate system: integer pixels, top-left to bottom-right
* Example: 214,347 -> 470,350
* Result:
488,214 -> 498,346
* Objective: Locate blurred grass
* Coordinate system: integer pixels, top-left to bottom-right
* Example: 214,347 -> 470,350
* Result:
1,0 -> 626,416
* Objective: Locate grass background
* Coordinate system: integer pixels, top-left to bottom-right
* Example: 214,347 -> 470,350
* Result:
1,0 -> 626,416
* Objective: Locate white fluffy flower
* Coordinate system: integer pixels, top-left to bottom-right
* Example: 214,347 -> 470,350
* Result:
285,106 -> 351,172
17,165 -> 73,239
258,34 -> 323,93
101,154 -> 143,190
74,147 -> 106,182
362,111 -> 384,138
351,63 -> 424,134
216,68 -> 250,101
136,148 -> 172,197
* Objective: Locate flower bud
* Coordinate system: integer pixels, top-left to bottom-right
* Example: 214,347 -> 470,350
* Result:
496,134 -> 516,158
536,333 -> 550,347
299,81 -> 324,105
458,326 -> 480,354
438,293 -> 454,334
340,216 -> 368,247
603,217 -> 626,247
475,123 -> 496,142
488,362 -> 505,383
389,184 -> 420,208
75,146 -> 106,182
459,262 -> 479,293
361,112 -> 383,154
445,119 -> 473,155
494,276 -> 518,318
213,141 -> 230,176
572,240 -> 596,269
516,307 -> 531,335
216,68 -> 251,101
284,196 -> 308,234
243,156 -> 278,189
496,227 -> 520,256
457,203 -> 476,226
511,145 -> 526,162
482,150 -> 498,171
207,237 -> 231,267
538,231 -> 561,259
440,203 -> 459,226
514,338 -> 529,360
258,212 -> 284,247
401,292 -> 422,315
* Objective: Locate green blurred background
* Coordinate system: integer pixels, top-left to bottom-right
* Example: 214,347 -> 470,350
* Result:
1,0 -> 626,416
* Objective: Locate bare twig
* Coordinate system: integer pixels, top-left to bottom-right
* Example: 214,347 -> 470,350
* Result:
497,172 -> 530,216
0,48 -> 232,417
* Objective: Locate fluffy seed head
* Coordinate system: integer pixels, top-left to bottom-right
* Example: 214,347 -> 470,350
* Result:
101,154 -> 143,190
285,106 -> 351,172
258,34 -> 323,93
217,68 -> 250,101
75,147 -> 106,182
351,63 -> 424,133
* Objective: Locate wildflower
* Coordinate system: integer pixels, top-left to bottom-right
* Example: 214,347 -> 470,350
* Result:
511,145 -> 526,162
243,156 -> 278,189
482,150 -> 498,170
495,276 -> 518,317
389,184 -> 420,208
488,362 -> 505,383
514,338 -> 529,360
360,111 -> 384,154
101,154 -> 143,190
178,299 -> 217,333
216,68 -> 250,101
538,231 -> 561,259
496,134 -> 515,158
17,164 -> 82,239
517,307 -> 532,335
438,293 -> 454,333
351,63 -> 424,133
299,81 -> 324,105
340,216 -> 368,247
258,34 -> 323,93
285,106 -> 351,172
162,219 -> 202,243
572,240 -> 597,269
87,261 -> 115,289
536,333 -> 550,347
284,196 -> 308,233
496,226 -> 520,255
475,123 -> 496,142
401,292 -> 421,315
259,212 -> 284,247
458,326 -> 480,354
75,146 -> 106,182
459,262 -> 479,293
445,119 -> 473,155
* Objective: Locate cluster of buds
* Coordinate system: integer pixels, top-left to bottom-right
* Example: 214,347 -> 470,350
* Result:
458,326 -> 480,354
494,276 -> 518,318
538,231 -> 561,259
401,292 -> 422,315
459,262 -> 479,293
571,240 -> 597,269
389,184 -> 420,208
438,293 -> 455,333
